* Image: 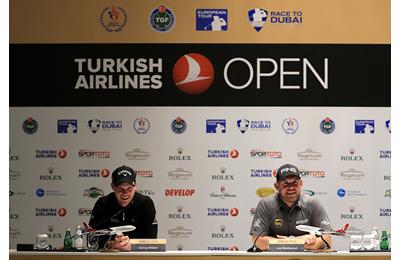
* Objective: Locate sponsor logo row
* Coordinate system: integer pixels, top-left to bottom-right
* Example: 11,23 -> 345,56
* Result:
8,163 -> 392,183
10,207 -> 391,222
9,148 -> 392,160
10,186 -> 390,200
100,6 -> 303,33
22,117 -> 391,135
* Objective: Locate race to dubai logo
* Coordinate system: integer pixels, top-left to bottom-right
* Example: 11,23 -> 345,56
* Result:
23,117 -> 38,134
320,117 -> 335,134
236,119 -> 249,133
385,120 -> 391,133
248,8 -> 267,32
282,118 -> 299,134
100,6 -> 127,32
173,53 -> 214,95
149,5 -> 175,32
133,117 -> 150,134
88,119 -> 101,133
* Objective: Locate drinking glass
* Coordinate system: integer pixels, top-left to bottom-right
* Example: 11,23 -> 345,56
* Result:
34,233 -> 49,250
87,234 -> 99,251
350,235 -> 363,250
362,234 -> 374,250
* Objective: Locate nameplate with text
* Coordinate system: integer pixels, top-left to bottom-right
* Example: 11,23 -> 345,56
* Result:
269,238 -> 304,252
130,239 -> 167,252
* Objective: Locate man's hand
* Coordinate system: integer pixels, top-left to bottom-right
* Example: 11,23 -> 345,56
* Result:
303,234 -> 317,245
110,235 -> 131,251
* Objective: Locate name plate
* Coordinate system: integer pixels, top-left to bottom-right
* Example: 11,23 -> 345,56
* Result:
130,239 -> 167,252
269,238 -> 304,252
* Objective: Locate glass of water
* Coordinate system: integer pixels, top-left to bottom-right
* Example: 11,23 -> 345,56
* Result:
350,235 -> 363,250
34,233 -> 49,250
362,234 -> 374,250
87,234 -> 99,251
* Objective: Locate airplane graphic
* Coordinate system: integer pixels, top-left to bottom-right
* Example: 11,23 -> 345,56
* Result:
296,223 -> 349,236
83,222 -> 136,236
176,55 -> 211,85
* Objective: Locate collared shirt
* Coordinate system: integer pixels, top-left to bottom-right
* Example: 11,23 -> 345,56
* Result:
249,193 -> 331,237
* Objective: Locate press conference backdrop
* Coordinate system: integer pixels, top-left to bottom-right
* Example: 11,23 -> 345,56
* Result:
9,0 -> 390,251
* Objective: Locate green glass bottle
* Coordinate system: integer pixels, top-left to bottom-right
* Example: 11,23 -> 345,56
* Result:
64,228 -> 73,251
380,229 -> 389,250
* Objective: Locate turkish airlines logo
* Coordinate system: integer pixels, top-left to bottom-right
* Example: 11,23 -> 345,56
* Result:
173,53 -> 214,95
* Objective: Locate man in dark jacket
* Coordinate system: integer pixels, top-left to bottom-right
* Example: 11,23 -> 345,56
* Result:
89,165 -> 157,251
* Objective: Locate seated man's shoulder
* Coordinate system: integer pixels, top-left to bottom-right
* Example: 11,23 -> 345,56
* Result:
135,192 -> 154,204
97,192 -> 115,204
302,196 -> 323,208
260,194 -> 279,206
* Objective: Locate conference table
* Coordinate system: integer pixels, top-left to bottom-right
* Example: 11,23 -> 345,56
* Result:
9,250 -> 390,260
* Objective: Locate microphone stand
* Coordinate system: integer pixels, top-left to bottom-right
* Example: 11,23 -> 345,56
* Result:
248,231 -> 264,252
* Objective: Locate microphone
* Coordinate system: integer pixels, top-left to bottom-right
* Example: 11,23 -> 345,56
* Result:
90,208 -> 126,229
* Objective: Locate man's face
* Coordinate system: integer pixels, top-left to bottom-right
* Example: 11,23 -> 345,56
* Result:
275,176 -> 302,205
112,183 -> 136,207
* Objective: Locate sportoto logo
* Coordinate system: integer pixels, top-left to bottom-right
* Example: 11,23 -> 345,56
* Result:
173,53 -> 214,95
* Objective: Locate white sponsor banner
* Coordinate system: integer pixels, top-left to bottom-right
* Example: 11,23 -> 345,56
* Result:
9,107 -> 390,250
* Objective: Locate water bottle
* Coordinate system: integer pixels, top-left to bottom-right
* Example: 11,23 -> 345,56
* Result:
380,229 -> 389,250
73,225 -> 83,250
371,226 -> 380,250
64,228 -> 73,251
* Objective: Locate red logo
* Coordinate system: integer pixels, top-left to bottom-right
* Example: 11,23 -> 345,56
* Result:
165,189 -> 195,196
229,208 -> 239,217
58,208 -> 67,217
101,169 -> 110,178
57,149 -> 67,158
229,149 -> 239,158
173,53 -> 214,95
